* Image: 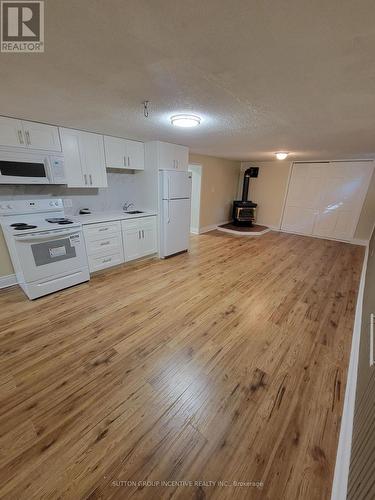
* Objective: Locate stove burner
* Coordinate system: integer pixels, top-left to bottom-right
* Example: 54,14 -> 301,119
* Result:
13,225 -> 37,230
46,218 -> 74,225
11,223 -> 29,227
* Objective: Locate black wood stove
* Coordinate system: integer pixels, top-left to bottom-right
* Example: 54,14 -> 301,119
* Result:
232,167 -> 258,226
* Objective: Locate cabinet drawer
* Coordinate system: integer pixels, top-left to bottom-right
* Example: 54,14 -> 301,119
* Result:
83,221 -> 121,241
88,251 -> 124,272
85,233 -> 123,257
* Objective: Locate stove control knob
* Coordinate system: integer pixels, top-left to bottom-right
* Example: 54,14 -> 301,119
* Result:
49,202 -> 54,206
6,204 -> 12,209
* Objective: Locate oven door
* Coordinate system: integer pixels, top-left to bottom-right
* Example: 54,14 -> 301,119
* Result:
14,228 -> 88,282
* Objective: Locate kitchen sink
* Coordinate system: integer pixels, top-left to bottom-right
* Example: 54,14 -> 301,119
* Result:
125,210 -> 144,214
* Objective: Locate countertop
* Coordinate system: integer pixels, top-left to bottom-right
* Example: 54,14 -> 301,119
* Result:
78,210 -> 158,225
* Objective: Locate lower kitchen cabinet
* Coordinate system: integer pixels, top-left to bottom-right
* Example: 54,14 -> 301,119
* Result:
83,221 -> 124,272
122,216 -> 157,262
83,216 -> 157,272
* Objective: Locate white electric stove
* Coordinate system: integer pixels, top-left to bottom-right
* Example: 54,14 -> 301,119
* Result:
0,199 -> 90,299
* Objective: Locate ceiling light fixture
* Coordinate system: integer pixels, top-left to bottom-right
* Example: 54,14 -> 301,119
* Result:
275,152 -> 289,160
170,114 -> 201,128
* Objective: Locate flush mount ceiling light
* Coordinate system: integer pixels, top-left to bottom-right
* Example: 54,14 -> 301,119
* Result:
275,152 -> 289,160
170,114 -> 201,128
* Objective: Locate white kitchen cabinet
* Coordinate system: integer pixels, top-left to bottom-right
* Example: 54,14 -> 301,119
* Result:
0,116 -> 61,151
22,122 -> 61,151
122,221 -> 140,261
122,216 -> 157,262
139,217 -> 158,256
157,141 -> 188,170
0,116 -> 26,148
83,221 -> 124,272
60,128 -> 107,188
104,135 -> 144,170
103,136 -> 125,168
126,139 -> 144,170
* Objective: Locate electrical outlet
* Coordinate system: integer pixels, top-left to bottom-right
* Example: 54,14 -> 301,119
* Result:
63,198 -> 73,208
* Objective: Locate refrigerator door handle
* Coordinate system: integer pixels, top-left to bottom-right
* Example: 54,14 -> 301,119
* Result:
167,199 -> 170,223
167,175 -> 171,200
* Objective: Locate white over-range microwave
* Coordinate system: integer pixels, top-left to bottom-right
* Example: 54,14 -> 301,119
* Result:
0,150 -> 66,185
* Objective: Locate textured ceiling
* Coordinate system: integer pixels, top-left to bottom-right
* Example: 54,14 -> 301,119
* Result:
1,0 -> 375,161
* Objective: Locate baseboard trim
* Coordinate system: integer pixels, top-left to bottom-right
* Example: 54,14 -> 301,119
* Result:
330,243 -> 369,500
352,238 -> 369,246
0,274 -> 17,289
279,228 -> 368,246
190,227 -> 200,235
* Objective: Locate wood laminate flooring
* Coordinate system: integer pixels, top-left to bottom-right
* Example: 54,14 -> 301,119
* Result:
0,231 -> 364,499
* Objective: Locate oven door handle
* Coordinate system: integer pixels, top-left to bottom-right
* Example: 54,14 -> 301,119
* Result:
14,229 -> 81,242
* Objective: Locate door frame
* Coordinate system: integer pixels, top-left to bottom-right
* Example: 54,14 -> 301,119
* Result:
188,163 -> 202,234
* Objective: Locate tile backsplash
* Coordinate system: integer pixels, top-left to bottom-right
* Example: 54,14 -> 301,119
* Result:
0,170 -> 140,216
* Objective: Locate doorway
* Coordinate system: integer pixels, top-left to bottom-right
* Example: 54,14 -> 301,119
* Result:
188,164 -> 202,234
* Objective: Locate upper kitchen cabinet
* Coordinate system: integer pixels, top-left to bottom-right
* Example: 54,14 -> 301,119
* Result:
22,122 -> 61,151
157,141 -> 189,170
0,116 -> 25,148
103,135 -> 144,170
60,128 -> 107,188
0,116 -> 61,151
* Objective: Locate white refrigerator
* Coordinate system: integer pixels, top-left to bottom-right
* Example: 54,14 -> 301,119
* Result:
159,170 -> 192,258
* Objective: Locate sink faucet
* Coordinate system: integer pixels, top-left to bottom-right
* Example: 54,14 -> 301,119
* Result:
123,202 -> 134,211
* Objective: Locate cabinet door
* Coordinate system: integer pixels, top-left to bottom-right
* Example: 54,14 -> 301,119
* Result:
104,136 -> 127,168
158,142 -> 176,170
0,116 -> 26,148
126,139 -> 144,170
81,132 -> 107,187
139,217 -> 157,256
22,121 -> 61,151
123,221 -> 141,262
60,128 -> 86,187
174,145 -> 189,171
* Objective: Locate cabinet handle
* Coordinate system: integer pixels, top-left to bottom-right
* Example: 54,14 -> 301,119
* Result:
100,241 -> 110,246
103,257 -> 112,263
124,156 -> 126,167
89,174 -> 93,185
84,174 -> 88,185
25,130 -> 31,145
371,313 -> 374,367
142,229 -> 144,238
128,156 -> 130,167
138,230 -> 141,239
17,130 -> 24,144
99,227 -> 109,232
176,160 -> 179,169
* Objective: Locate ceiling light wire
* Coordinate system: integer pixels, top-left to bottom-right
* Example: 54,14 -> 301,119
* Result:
143,101 -> 149,118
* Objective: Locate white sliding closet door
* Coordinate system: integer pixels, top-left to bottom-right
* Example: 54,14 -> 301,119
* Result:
281,161 -> 373,241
